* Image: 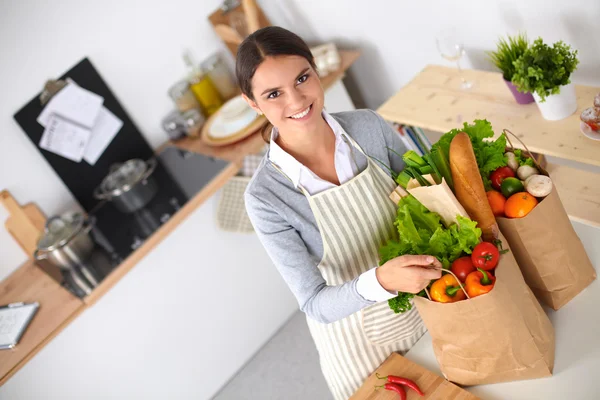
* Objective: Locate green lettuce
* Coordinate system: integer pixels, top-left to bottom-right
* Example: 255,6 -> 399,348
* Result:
380,195 -> 482,313
432,119 -> 507,191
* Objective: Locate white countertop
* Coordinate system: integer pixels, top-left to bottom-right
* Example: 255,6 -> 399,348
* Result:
405,263 -> 600,399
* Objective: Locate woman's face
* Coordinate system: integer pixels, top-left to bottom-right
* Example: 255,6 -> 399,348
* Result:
244,55 -> 324,135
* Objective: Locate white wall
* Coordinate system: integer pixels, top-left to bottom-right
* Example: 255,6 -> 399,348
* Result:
1,0 -> 599,399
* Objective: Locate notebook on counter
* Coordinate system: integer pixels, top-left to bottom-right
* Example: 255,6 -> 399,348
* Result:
0,302 -> 39,350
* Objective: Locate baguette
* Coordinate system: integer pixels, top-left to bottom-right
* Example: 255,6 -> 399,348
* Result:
449,132 -> 498,241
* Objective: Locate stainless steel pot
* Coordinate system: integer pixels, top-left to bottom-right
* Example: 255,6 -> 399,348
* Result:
94,158 -> 158,213
34,213 -> 95,269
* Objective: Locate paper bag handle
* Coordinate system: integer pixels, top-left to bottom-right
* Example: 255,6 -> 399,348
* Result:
423,268 -> 471,301
502,129 -> 547,175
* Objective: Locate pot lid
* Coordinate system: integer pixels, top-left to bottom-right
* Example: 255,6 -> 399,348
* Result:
37,212 -> 85,252
100,159 -> 147,196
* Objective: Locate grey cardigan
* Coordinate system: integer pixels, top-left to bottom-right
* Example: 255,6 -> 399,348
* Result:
245,109 -> 407,323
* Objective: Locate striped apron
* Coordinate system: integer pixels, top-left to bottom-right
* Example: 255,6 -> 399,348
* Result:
273,134 -> 425,399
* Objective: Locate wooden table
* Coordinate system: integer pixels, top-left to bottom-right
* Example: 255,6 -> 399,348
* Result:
377,65 -> 600,228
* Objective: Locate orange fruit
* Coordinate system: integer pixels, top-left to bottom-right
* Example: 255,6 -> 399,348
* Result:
486,190 -> 506,217
505,192 -> 538,218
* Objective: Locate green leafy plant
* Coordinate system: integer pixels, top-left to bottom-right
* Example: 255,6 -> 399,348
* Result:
487,33 -> 529,81
512,38 -> 579,102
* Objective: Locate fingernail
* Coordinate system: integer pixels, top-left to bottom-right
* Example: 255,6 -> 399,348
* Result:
426,256 -> 434,263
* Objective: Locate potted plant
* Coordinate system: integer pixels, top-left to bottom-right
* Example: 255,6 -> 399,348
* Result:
487,33 -> 534,104
512,38 -> 580,120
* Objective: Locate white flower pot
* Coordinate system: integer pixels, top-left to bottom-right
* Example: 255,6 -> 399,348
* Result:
533,83 -> 578,121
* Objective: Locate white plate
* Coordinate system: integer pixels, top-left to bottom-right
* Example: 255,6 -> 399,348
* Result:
580,121 -> 600,141
208,96 -> 258,139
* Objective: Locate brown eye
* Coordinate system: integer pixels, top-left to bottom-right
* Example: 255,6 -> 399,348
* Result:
267,91 -> 280,99
297,74 -> 309,84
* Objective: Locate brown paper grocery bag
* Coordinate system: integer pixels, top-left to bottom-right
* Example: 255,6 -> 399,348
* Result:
414,234 -> 555,386
497,188 -> 596,310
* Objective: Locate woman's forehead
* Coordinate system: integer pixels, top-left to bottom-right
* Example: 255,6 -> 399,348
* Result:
252,55 -> 311,90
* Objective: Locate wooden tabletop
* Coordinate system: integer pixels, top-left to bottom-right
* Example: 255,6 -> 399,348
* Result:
377,65 -> 600,167
0,261 -> 85,385
171,50 -> 362,161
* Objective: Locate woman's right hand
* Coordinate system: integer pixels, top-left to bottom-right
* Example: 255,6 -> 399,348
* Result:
376,255 -> 442,294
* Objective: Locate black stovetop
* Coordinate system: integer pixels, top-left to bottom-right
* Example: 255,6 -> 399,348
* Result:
89,146 -> 230,262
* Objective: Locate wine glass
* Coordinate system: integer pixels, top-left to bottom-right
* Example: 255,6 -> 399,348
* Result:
435,28 -> 473,90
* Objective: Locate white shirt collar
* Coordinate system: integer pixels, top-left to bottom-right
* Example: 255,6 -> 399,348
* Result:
268,111 -> 349,188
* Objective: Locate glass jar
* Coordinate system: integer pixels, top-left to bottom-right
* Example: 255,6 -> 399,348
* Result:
201,53 -> 238,101
182,109 -> 206,137
189,74 -> 223,117
161,111 -> 187,140
168,80 -> 200,113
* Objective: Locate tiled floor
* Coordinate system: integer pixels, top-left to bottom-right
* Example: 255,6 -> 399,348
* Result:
212,311 -> 332,400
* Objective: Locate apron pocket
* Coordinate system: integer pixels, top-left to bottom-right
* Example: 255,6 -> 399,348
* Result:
361,300 -> 425,347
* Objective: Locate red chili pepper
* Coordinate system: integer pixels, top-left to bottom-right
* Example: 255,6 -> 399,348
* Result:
375,382 -> 406,400
376,372 -> 425,396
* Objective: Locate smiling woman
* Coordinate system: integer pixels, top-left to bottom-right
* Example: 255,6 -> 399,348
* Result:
236,26 -> 441,400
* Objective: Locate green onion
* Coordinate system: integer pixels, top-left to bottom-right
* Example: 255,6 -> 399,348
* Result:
430,148 -> 453,190
396,171 -> 412,189
402,150 -> 427,168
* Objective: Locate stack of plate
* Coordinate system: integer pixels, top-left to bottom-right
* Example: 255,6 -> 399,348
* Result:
201,95 -> 266,146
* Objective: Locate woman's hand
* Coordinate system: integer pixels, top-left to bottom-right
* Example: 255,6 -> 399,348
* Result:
376,255 -> 442,294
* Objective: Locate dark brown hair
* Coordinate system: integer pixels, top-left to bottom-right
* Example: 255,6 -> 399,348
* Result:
236,26 -> 316,142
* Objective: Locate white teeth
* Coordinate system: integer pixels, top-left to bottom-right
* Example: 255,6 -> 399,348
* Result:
290,106 -> 311,119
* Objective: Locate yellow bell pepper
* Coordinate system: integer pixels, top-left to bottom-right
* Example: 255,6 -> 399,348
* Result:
430,274 -> 466,303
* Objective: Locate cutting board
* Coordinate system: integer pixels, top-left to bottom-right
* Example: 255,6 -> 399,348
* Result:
0,190 -> 46,257
351,353 -> 479,400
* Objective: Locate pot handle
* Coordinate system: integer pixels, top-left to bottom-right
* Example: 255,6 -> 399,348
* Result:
82,215 -> 96,234
93,185 -> 110,200
141,158 -> 158,181
33,248 -> 48,260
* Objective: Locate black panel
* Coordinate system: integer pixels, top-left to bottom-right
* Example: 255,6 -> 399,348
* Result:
13,58 -> 154,211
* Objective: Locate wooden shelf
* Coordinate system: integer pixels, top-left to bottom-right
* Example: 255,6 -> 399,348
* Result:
0,261 -> 84,385
377,65 -> 600,167
171,50 -> 362,161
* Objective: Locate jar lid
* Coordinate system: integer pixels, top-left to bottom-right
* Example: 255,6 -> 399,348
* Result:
37,213 -> 85,251
100,159 -> 148,196
201,54 -> 221,71
169,80 -> 191,98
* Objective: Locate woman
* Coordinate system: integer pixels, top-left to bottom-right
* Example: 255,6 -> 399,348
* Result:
238,26 -> 441,399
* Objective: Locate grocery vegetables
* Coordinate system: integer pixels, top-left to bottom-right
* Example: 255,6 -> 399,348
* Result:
512,149 -> 535,167
505,152 -> 519,171
486,190 -> 506,217
430,275 -> 467,303
451,256 -> 476,282
376,373 -> 425,396
490,166 -> 515,191
471,242 -> 500,271
525,175 -> 553,197
465,268 -> 496,298
376,382 -> 407,399
432,119 -> 507,191
505,192 -> 538,218
517,165 -> 538,180
500,177 -> 524,198
380,195 -> 481,313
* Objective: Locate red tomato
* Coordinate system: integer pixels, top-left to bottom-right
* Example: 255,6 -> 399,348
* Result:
451,256 -> 476,282
471,242 -> 500,271
490,166 -> 515,191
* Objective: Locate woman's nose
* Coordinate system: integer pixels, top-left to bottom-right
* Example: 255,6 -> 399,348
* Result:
288,88 -> 306,109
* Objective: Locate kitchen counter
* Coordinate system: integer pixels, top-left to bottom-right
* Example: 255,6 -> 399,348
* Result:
0,49 -> 361,386
405,272 -> 600,399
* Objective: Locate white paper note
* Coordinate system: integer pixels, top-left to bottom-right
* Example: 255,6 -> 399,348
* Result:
83,107 -> 123,165
39,115 -> 91,162
37,83 -> 104,129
